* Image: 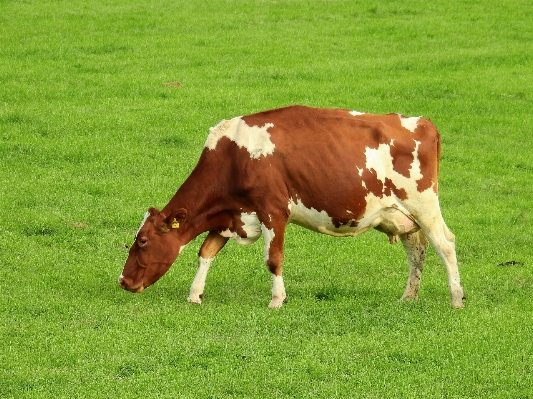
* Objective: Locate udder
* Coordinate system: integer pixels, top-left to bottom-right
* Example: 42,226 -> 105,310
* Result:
375,207 -> 420,244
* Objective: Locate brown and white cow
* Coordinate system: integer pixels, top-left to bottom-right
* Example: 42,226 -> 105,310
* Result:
119,105 -> 465,308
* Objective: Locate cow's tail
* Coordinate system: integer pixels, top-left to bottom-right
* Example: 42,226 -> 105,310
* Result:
436,127 -> 441,180
430,120 -> 442,194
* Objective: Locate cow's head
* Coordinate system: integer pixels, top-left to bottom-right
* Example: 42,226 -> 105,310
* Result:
118,207 -> 187,293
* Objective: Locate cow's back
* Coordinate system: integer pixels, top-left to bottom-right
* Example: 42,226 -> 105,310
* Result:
202,105 -> 440,232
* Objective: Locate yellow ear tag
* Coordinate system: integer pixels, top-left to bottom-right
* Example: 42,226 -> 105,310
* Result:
171,218 -> 180,229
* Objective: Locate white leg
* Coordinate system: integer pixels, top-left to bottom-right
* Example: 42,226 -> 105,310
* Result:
259,216 -> 288,309
423,221 -> 464,308
187,256 -> 213,305
269,275 -> 287,309
400,230 -> 428,301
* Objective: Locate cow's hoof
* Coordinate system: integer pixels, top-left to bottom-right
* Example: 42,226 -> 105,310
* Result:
451,289 -> 465,308
450,296 -> 465,308
451,300 -> 465,309
400,294 -> 418,302
268,296 -> 286,309
187,296 -> 202,305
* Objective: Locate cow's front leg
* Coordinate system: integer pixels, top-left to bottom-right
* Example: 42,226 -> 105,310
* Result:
261,223 -> 287,309
188,230 -> 228,305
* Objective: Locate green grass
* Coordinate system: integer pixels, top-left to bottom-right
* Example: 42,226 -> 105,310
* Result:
1,0 -> 533,397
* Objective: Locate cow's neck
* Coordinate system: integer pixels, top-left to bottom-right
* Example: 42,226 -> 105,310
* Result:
161,156 -> 233,242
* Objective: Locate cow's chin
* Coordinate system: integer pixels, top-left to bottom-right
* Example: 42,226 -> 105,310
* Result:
118,274 -> 145,293
121,283 -> 144,293
129,284 -> 144,293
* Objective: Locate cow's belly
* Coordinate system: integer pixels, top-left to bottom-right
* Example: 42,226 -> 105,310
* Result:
287,199 -> 371,237
287,195 -> 419,238
220,196 -> 420,243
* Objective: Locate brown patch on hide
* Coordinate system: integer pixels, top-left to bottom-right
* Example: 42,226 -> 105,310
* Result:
412,120 -> 440,193
384,178 -> 408,200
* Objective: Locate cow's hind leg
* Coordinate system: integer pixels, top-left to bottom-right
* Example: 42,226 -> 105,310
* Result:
400,230 -> 429,301
418,216 -> 465,308
188,230 -> 229,304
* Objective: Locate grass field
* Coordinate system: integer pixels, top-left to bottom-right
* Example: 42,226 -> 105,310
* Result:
1,0 -> 533,397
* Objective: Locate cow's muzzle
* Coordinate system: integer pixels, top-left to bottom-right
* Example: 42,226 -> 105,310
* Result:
118,274 -> 144,293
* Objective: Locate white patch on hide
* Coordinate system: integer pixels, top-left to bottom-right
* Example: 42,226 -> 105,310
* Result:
135,211 -> 150,239
261,224 -> 275,262
409,140 -> 423,181
399,115 -> 420,133
220,212 -> 262,245
205,117 -> 275,159
241,212 -> 262,239
365,142 -> 423,185
365,144 -> 391,183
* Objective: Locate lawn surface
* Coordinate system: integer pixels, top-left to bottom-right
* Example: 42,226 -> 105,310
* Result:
1,0 -> 533,397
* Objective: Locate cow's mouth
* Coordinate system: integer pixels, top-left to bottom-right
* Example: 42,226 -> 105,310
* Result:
118,275 -> 144,293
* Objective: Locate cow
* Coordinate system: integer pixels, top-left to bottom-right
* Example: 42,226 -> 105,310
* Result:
118,105 -> 465,309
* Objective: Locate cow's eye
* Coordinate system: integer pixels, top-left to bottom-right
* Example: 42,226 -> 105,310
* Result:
138,236 -> 148,247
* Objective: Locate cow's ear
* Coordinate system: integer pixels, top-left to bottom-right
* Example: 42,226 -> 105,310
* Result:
160,208 -> 187,232
148,207 -> 160,217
